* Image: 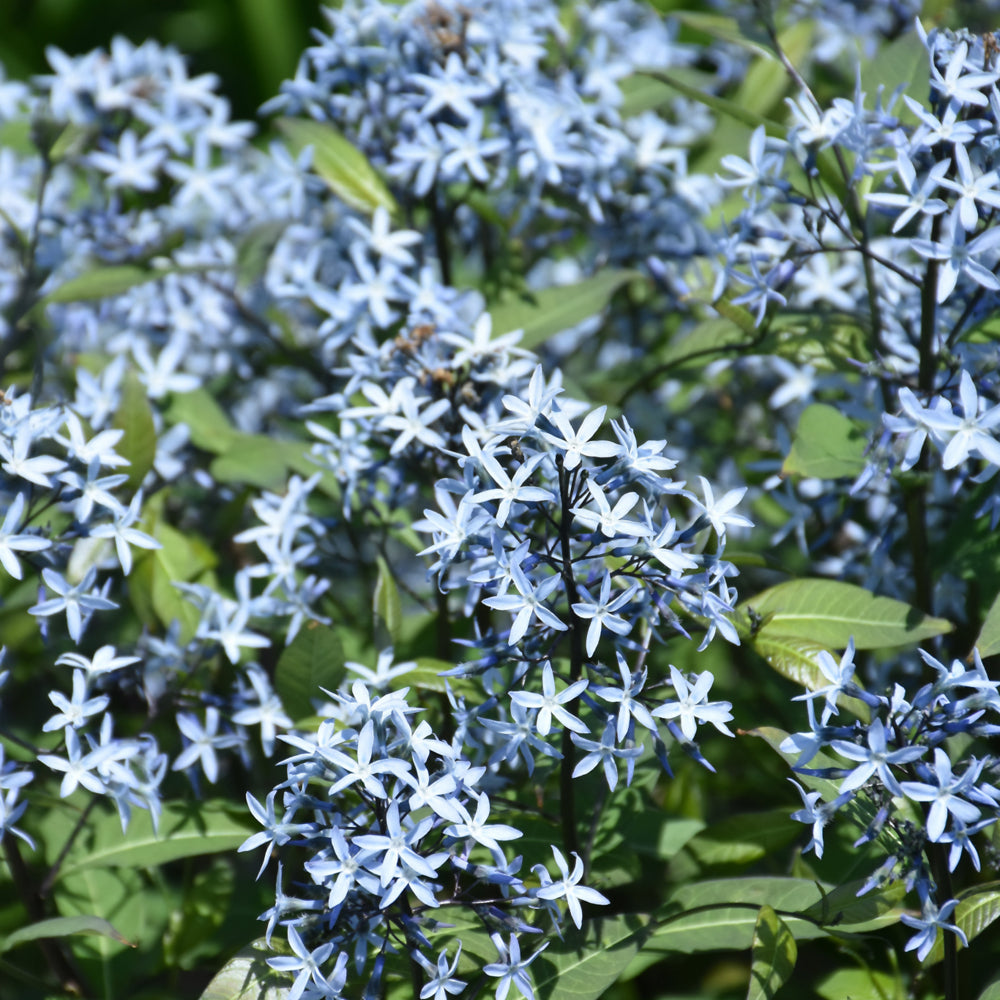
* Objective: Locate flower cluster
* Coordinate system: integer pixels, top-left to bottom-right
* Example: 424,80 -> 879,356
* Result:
784,641 -> 1000,959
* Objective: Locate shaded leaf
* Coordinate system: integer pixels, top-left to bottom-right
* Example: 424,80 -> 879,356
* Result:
235,221 -> 287,289
533,913 -> 653,1000
149,519 -> 217,641
490,270 -> 643,350
646,70 -> 783,134
374,554 -> 402,647
210,433 -> 294,490
166,388 -> 240,455
816,967 -> 904,1000
737,579 -> 952,650
782,404 -> 867,479
747,905 -> 797,1000
43,265 -> 164,304
678,811 -> 801,868
276,117 -> 398,216
113,369 -> 157,490
0,914 -> 130,954
56,801 -> 255,882
275,622 -> 346,721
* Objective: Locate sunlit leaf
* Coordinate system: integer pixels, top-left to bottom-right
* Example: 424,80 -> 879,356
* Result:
738,579 -> 952,649
747,905 -> 797,1000
782,404 -> 867,479
276,117 -> 398,216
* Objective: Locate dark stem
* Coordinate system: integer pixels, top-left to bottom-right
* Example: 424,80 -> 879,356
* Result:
3,832 -> 91,996
40,798 -> 97,898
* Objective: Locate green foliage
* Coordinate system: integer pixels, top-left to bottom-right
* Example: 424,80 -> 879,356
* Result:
276,117 -> 400,217
781,404 -> 867,479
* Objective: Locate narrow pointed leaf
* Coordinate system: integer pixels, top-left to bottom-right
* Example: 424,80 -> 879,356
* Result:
276,117 -> 398,216
747,905 -> 797,1000
0,914 -> 130,954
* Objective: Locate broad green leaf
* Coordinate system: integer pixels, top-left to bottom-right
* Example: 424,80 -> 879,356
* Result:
762,310 -> 872,372
975,589 -> 1000,658
532,914 -> 653,1000
43,265 -> 165,304
737,579 -> 953,649
748,630 -> 829,689
625,903 -> 826,979
210,433 -> 294,490
782,403 -> 867,479
860,30 -> 928,126
198,938 -> 288,1000
747,905 -> 797,1000
166,388 -> 240,454
113,369 -> 157,490
163,857 -> 234,970
646,70 -> 784,134
800,878 -> 906,932
924,882 -> 1000,965
656,317 -> 757,369
663,877 -> 825,917
711,296 -> 759,337
276,117 -> 398,216
676,810 -> 801,869
149,519 -> 218,640
275,622 -> 346,721
54,866 -> 168,963
56,800 -> 255,882
979,977 -> 1000,1000
490,270 -> 643,350
374,554 -> 402,646
0,914 -> 130,955
816,967 -> 904,1000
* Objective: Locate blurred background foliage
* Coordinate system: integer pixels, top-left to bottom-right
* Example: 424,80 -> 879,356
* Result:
0,0 -> 327,118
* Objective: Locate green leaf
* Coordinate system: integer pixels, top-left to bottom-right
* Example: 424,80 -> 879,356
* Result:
662,877 -> 826,917
149,518 -> 218,641
166,388 -> 240,454
747,905 -> 797,1000
43,265 -> 165,304
210,433 -> 295,490
859,30 -> 928,126
975,590 -> 1000,659
677,811 -> 801,869
275,622 -> 346,721
198,938 -> 289,1000
782,403 -> 867,479
235,220 -> 287,289
55,800 -> 255,882
374,555 -> 402,646
924,882 -> 1000,965
734,22 -> 812,119
748,630 -> 830,690
737,579 -> 953,650
672,10 -> 773,58
53,866 -> 168,963
406,658 -> 480,701
646,70 -> 784,134
490,270 -> 643,351
163,857 -> 234,970
0,914 -> 130,955
533,914 -> 653,1000
799,878 -> 906,932
276,117 -> 398,217
656,317 -> 756,368
816,967 -> 904,1000
113,369 -> 157,490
